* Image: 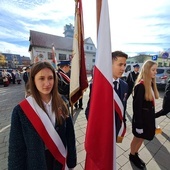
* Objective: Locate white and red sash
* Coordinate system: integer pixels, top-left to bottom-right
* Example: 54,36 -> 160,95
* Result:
59,71 -> 70,83
113,89 -> 126,141
19,96 -> 68,170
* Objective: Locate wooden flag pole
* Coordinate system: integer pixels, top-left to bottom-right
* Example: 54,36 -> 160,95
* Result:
96,0 -> 102,34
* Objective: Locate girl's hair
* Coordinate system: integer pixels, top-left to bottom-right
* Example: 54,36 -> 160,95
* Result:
25,81 -> 31,98
135,60 -> 159,101
29,61 -> 69,124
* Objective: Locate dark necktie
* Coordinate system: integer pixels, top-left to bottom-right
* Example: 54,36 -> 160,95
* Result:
113,81 -> 119,94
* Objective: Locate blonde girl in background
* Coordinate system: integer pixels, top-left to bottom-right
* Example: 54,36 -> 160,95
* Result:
129,60 -> 159,169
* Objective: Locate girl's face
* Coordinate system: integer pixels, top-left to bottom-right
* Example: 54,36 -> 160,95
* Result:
34,68 -> 54,100
150,64 -> 157,79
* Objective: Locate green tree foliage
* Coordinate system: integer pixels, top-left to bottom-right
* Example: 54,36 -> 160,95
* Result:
0,54 -> 7,67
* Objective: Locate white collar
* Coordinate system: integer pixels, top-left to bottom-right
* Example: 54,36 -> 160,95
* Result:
113,78 -> 120,83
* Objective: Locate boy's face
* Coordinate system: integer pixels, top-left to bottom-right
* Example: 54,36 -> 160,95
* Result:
63,65 -> 70,73
134,67 -> 140,72
112,57 -> 127,80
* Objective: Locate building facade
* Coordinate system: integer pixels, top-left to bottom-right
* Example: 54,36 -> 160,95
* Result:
0,53 -> 31,69
28,24 -> 96,72
127,54 -> 170,67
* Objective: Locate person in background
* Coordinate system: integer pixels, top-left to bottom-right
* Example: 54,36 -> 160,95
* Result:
85,82 -> 93,120
11,70 -> 16,84
129,60 -> 159,169
57,60 -> 71,102
15,70 -> 21,84
126,64 -> 140,99
8,61 -> 77,170
85,51 -> 128,142
74,98 -> 83,110
23,66 -> 30,85
2,69 -> 9,87
155,78 -> 170,118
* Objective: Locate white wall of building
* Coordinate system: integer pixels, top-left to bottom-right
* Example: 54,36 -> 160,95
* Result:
31,38 -> 96,71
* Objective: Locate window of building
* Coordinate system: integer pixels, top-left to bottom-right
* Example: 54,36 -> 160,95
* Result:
90,46 -> 93,50
158,62 -> 162,67
92,59 -> 95,63
86,46 -> 89,50
59,54 -> 67,60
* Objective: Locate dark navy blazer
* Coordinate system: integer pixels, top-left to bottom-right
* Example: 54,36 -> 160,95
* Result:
115,79 -> 128,138
8,105 -> 77,170
85,79 -> 128,138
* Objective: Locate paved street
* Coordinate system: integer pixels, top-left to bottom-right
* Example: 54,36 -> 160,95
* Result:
0,80 -> 170,170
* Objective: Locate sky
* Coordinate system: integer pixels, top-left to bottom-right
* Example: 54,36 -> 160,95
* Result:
0,0 -> 170,57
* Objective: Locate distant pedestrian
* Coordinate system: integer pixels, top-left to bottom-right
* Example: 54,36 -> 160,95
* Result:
15,70 -> 21,84
57,60 -> 71,102
2,69 -> 9,87
74,98 -> 83,110
11,70 -> 16,84
126,64 -> 140,99
85,82 -> 92,120
8,61 -> 77,170
129,60 -> 159,169
23,66 -> 30,85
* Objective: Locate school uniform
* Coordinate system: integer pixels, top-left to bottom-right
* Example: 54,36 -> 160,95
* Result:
23,71 -> 29,84
113,78 -> 128,138
132,83 -> 155,140
57,68 -> 70,101
126,71 -> 139,99
8,98 -> 77,170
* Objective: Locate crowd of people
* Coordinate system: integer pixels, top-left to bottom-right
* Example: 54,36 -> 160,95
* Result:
7,51 -> 170,170
1,69 -> 23,87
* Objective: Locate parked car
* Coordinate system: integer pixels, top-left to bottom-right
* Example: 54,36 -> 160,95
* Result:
156,67 -> 170,89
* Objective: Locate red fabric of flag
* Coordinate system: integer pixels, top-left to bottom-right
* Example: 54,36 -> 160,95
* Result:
85,0 -> 116,169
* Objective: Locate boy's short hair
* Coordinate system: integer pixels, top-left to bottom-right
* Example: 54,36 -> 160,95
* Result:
112,51 -> 128,60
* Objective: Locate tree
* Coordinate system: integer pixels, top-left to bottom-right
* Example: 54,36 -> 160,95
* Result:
0,54 -> 7,67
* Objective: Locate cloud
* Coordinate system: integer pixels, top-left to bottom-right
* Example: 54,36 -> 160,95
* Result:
0,41 -> 29,56
0,0 -> 75,56
0,0 -> 170,57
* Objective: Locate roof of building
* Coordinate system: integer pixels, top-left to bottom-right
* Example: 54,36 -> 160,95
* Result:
20,56 -> 30,61
29,30 -> 74,52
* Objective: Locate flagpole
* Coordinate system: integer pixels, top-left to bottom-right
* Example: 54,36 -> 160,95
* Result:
96,0 -> 102,34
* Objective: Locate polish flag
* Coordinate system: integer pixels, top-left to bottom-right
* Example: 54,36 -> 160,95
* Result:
85,0 -> 116,169
70,0 -> 88,105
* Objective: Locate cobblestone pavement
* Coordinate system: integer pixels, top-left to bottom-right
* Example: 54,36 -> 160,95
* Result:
0,82 -> 25,170
0,80 -> 170,170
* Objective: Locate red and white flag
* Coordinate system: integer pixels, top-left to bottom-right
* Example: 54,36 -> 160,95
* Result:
70,0 -> 88,105
51,44 -> 57,69
85,0 -> 116,169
